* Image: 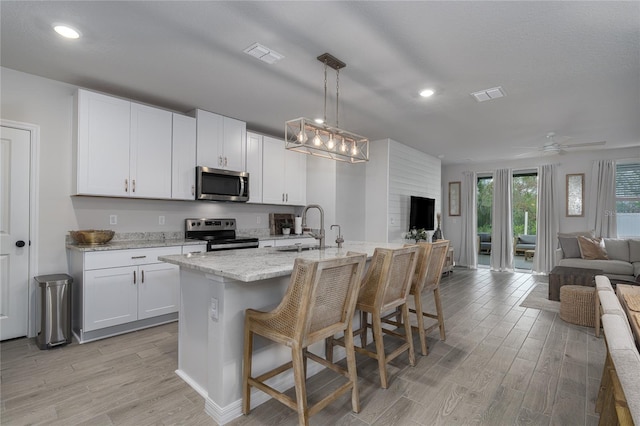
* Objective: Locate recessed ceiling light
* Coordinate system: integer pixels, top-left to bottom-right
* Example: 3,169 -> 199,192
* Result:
419,89 -> 435,98
53,24 -> 81,39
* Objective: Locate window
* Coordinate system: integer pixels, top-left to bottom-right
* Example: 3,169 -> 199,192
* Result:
512,171 -> 538,237
616,162 -> 640,237
477,176 -> 493,233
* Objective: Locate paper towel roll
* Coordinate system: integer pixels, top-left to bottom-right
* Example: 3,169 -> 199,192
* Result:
294,217 -> 302,235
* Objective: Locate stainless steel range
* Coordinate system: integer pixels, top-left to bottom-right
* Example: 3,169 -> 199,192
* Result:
185,218 -> 259,252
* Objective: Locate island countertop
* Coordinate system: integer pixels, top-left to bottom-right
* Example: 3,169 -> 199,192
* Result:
159,241 -> 404,282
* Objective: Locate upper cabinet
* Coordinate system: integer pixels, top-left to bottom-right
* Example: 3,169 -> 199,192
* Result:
75,89 -> 173,199
171,114 -> 197,200
130,102 -> 172,198
246,132 -> 263,203
194,109 -> 246,172
262,135 -> 306,206
76,90 -> 131,196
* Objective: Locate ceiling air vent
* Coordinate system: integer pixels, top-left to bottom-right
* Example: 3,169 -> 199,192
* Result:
471,86 -> 506,102
243,42 -> 284,64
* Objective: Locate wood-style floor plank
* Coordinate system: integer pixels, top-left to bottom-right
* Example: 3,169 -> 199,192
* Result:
1,268 -> 605,425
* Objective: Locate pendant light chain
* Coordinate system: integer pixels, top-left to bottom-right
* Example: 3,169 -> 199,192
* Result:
336,67 -> 340,128
323,59 -> 328,124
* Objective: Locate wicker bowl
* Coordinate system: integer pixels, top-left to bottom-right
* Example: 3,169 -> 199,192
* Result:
70,229 -> 115,245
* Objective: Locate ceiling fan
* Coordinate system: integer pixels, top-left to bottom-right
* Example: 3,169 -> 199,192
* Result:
516,132 -> 606,157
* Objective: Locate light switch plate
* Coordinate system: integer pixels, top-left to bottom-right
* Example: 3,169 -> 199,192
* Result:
109,215 -> 117,225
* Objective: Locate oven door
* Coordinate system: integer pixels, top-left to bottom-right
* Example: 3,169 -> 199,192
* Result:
196,166 -> 249,202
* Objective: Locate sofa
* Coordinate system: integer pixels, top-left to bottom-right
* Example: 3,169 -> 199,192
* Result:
555,233 -> 640,284
514,234 -> 536,255
477,233 -> 491,254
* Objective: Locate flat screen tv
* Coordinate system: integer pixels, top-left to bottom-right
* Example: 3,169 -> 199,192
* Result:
409,196 -> 435,230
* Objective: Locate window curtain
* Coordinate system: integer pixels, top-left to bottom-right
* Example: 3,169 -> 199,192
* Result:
459,171 -> 477,268
533,164 -> 558,274
588,160 -> 617,238
490,168 -> 513,271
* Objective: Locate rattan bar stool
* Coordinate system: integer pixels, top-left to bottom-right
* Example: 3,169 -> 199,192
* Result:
329,246 -> 420,389
242,254 -> 366,426
383,240 -> 450,356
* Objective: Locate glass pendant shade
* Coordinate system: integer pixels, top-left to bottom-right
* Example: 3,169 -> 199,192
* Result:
285,52 -> 369,163
285,118 -> 369,163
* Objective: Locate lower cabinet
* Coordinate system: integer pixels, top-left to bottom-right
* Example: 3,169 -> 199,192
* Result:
69,245 -> 182,342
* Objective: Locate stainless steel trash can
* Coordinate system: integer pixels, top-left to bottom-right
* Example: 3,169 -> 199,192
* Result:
34,274 -> 73,349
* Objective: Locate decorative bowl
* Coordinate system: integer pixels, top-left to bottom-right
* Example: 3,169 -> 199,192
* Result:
70,230 -> 115,245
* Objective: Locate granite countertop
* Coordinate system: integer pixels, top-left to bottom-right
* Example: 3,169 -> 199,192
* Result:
159,241 -> 405,282
66,238 -> 205,252
66,231 -> 314,252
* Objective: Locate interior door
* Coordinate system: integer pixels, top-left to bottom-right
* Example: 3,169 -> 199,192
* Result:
0,126 -> 31,340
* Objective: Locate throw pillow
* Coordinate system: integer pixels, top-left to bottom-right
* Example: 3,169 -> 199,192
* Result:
577,236 -> 609,260
559,236 -> 582,258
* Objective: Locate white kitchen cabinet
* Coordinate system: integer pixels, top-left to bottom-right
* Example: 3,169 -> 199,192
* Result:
76,89 -> 131,196
182,244 -> 207,255
75,89 -> 174,199
84,266 -> 138,331
274,237 -> 314,247
262,136 -> 307,205
69,245 -> 182,343
258,239 -> 275,248
246,132 -> 263,203
194,109 -> 246,172
137,262 -> 180,320
130,102 -> 173,198
172,114 -> 197,200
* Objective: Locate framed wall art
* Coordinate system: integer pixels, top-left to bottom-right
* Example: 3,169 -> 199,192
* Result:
566,173 -> 584,217
449,181 -> 461,216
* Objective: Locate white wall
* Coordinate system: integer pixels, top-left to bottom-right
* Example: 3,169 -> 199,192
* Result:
336,161 -> 366,241
1,67 -> 301,275
365,139 -> 442,243
441,147 -> 640,264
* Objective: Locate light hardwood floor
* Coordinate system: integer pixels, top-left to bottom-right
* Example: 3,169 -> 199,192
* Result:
1,268 -> 605,425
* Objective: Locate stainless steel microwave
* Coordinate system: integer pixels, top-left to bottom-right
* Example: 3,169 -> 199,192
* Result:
196,166 -> 249,202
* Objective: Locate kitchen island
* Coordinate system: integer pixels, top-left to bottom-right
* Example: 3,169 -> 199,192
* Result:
159,241 -> 403,425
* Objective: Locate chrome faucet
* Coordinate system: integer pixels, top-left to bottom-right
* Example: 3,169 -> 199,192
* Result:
330,224 -> 344,249
301,204 -> 325,249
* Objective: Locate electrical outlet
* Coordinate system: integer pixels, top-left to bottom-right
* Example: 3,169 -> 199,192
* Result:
210,297 -> 219,321
110,215 -> 117,225
159,215 -> 165,225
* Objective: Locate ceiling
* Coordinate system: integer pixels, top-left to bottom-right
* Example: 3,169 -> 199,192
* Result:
1,1 -> 639,165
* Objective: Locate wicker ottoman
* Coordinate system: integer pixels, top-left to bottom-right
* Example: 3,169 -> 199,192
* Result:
560,285 -> 596,327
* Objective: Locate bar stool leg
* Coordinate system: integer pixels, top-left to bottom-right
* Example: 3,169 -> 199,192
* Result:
372,314 -> 388,388
344,323 -> 360,413
402,303 -> 415,366
413,292 -> 428,356
242,326 -> 253,415
292,345 -> 309,425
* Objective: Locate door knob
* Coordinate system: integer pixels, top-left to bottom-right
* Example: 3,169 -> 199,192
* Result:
16,240 -> 26,248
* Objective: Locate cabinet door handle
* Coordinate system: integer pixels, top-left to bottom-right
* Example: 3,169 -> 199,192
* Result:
141,269 -> 145,283
131,255 -> 147,259
191,184 -> 195,196
125,179 -> 128,192
133,270 -> 136,284
282,193 -> 285,202
224,156 -> 228,167
132,179 -> 136,193
286,193 -> 288,203
219,156 -> 223,167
